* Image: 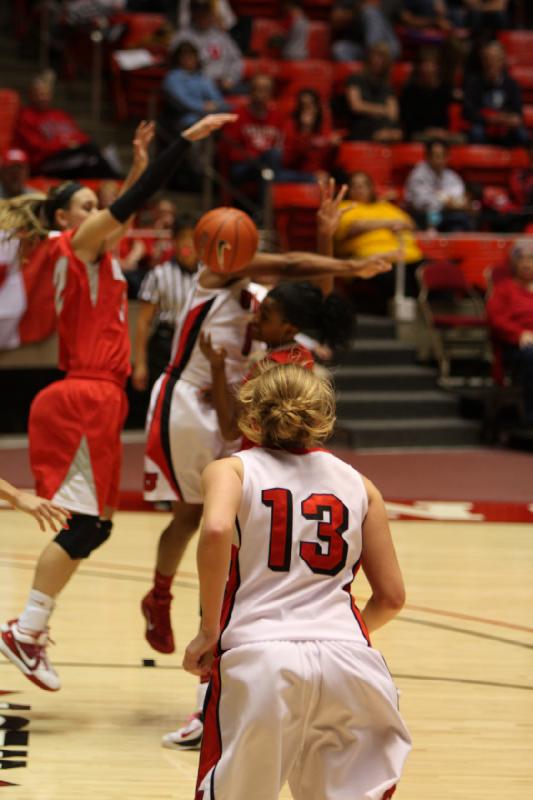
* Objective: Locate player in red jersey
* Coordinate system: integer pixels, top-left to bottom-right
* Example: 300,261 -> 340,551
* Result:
0,113 -> 237,691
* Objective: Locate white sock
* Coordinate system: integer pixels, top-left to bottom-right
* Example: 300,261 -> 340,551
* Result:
17,589 -> 55,635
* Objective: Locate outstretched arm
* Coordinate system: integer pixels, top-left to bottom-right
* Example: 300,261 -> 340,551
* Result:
72,113 -> 237,263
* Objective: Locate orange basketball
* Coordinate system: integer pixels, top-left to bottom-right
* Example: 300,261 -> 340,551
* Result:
193,207 -> 259,274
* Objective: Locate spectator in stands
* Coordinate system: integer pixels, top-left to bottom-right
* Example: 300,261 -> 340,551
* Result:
449,0 -> 509,36
159,40 -> 229,134
463,41 -> 529,147
0,150 -> 33,199
282,89 -> 341,182
399,0 -> 454,32
132,213 -> 198,393
271,1 -> 310,60
345,42 -> 402,142
510,141 -> 533,213
169,0 -> 244,93
405,139 -> 475,231
400,49 -> 459,143
486,238 -> 533,427
222,73 -> 284,216
16,72 -> 120,178
331,1 -> 401,62
334,170 -> 423,303
121,194 -> 177,296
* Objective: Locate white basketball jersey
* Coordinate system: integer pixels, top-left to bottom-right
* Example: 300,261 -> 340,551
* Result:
168,268 -> 265,387
220,447 -> 370,651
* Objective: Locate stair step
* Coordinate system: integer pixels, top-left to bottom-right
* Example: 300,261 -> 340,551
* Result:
355,314 -> 396,340
333,365 -> 438,391
335,390 -> 457,419
333,417 -> 480,449
335,339 -> 417,366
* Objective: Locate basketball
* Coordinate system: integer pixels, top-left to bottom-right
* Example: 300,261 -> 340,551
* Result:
193,207 -> 259,274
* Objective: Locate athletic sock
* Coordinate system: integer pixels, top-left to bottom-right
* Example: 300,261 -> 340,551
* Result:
153,570 -> 174,599
17,589 -> 55,636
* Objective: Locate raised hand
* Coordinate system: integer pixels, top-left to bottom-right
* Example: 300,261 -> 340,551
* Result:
182,113 -> 238,142
199,331 -> 227,369
317,177 -> 348,239
132,120 -> 155,173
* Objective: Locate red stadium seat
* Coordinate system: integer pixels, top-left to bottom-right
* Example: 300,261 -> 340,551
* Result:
242,58 -> 280,81
523,106 -> 533,137
277,60 -> 333,101
336,142 -> 393,186
391,62 -> 413,92
272,183 -> 321,250
110,55 -> 165,122
416,260 -> 488,380
448,145 -> 514,186
499,30 -> 533,67
416,235 -> 451,263
307,21 -> 331,59
302,0 -> 334,21
509,66 -> 533,103
0,89 -> 21,153
448,236 -> 514,288
112,12 -> 168,52
390,143 -> 424,184
332,61 -> 363,94
249,18 -> 284,57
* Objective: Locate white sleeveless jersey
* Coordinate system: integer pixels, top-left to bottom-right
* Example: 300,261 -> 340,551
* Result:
167,267 -> 266,387
220,447 -> 370,651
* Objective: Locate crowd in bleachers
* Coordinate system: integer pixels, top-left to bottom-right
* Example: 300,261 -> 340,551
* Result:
1,0 -> 533,436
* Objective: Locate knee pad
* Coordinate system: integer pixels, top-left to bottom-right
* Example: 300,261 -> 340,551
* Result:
54,515 -> 113,559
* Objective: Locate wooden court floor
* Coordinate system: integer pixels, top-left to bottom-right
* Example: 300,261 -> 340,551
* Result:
0,510 -> 532,799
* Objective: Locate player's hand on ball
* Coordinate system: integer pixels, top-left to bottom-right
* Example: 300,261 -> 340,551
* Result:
13,491 -> 71,533
182,114 -> 238,142
183,630 -> 218,678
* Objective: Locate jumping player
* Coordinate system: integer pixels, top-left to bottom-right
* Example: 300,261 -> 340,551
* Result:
184,363 -> 412,800
198,280 -> 354,443
0,113 -> 237,691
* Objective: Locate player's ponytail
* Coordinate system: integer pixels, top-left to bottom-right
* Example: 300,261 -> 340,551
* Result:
267,282 -> 354,349
238,363 -> 336,449
0,193 -> 48,239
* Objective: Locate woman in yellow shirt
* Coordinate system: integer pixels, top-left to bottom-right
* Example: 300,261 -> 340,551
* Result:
334,171 -> 423,308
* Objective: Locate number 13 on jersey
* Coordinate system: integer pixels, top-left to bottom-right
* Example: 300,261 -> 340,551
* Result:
262,489 -> 349,576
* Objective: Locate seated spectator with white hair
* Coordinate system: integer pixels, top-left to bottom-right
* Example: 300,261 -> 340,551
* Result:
0,150 -> 33,199
15,71 -> 120,178
405,139 -> 475,231
486,238 -> 533,428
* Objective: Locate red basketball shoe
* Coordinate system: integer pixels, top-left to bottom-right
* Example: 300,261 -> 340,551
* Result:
141,590 -> 175,654
0,619 -> 60,691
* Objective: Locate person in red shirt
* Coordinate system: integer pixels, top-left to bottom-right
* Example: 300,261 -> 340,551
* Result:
222,73 -> 284,216
0,113 -> 237,693
486,238 -> 533,426
282,89 -> 342,182
15,71 -> 119,178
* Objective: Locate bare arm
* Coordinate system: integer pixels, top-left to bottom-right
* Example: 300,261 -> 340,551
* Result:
315,178 -> 348,295
0,478 -> 70,533
199,332 -> 241,441
131,300 -> 158,391
183,458 -> 244,676
360,476 -> 405,633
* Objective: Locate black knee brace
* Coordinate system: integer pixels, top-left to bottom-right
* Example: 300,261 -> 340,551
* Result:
54,514 -> 113,559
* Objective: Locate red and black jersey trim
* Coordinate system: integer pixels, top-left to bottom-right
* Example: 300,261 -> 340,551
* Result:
195,655 -> 223,800
216,517 -> 242,657
343,556 -> 371,646
159,297 -> 215,496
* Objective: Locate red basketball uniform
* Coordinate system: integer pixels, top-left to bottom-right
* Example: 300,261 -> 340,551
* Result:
29,230 -> 129,516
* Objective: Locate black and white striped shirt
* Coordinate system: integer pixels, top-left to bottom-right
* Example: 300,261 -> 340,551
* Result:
138,260 -> 195,327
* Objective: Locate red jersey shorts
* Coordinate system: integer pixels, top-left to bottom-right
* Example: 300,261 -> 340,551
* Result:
29,376 -> 128,516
